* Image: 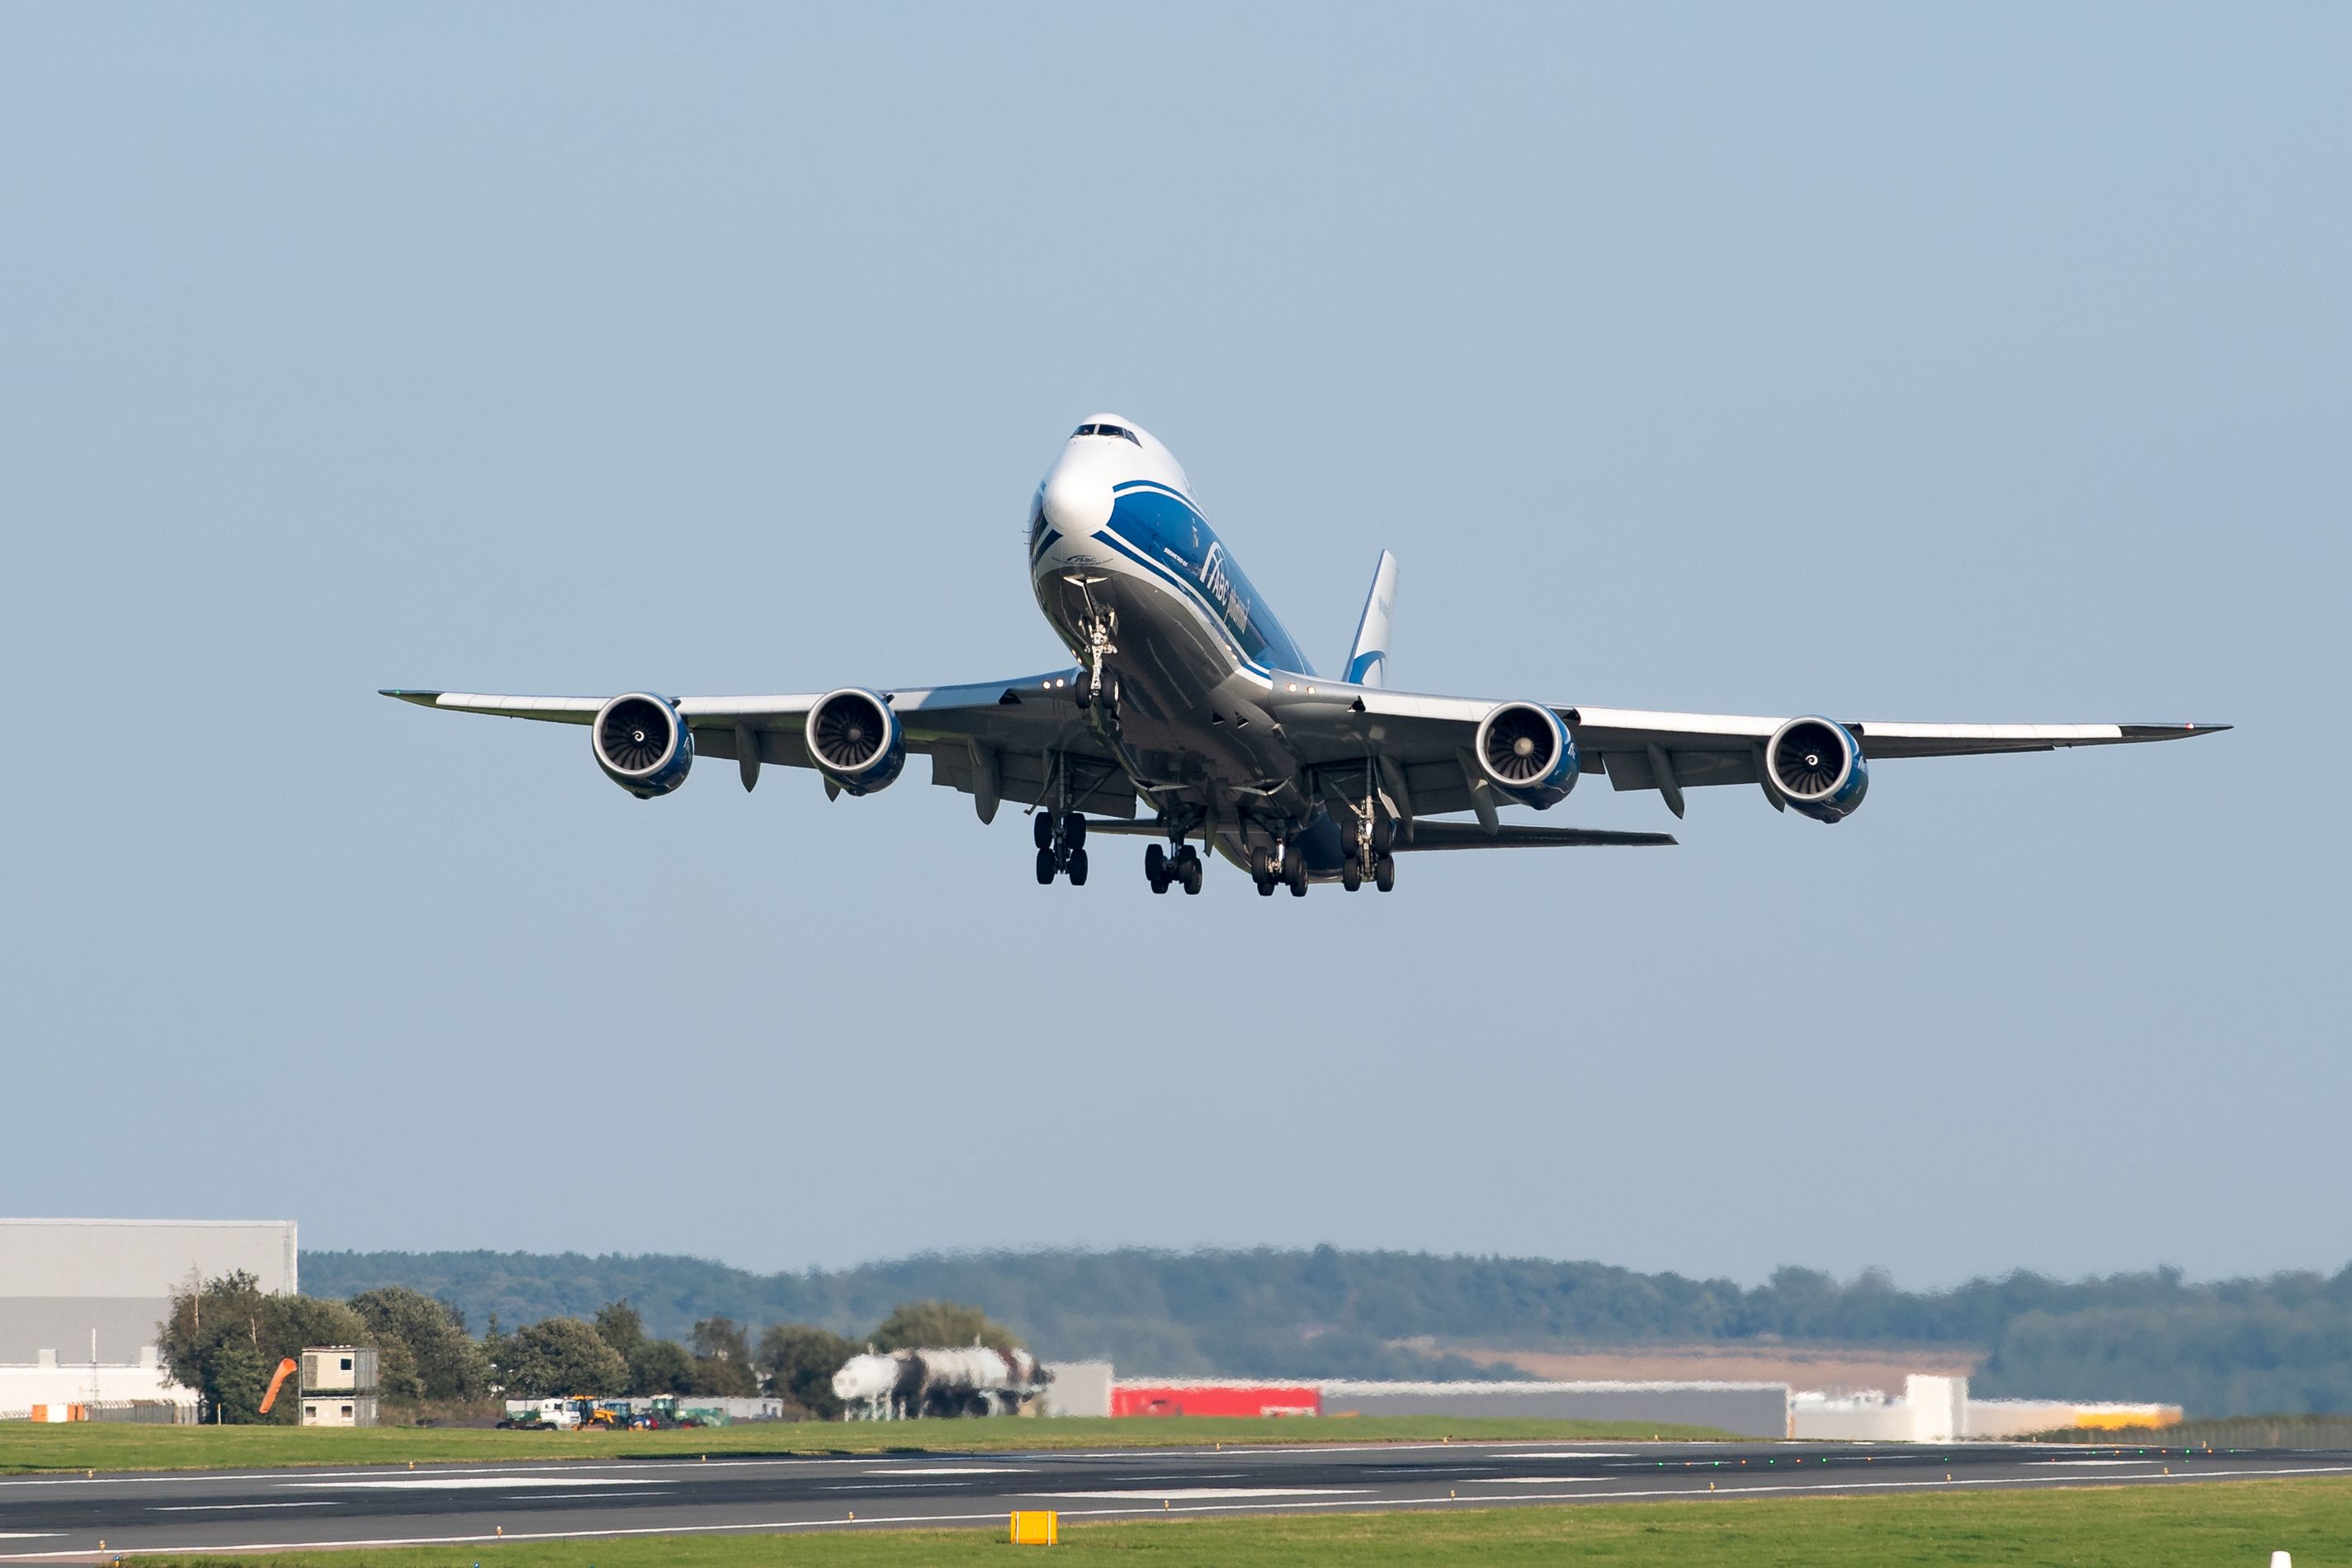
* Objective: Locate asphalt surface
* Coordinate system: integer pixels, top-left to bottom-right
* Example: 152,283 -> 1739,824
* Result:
3,1438 -> 2347,1560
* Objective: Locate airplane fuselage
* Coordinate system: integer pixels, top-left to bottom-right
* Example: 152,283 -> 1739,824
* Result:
1027,417 -> 1344,869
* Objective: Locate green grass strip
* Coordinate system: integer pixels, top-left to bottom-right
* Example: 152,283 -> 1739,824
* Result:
116,1476 -> 2352,1568
0,1417 -> 1735,1475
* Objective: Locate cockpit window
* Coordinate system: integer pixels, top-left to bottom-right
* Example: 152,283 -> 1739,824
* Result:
1073,423 -> 1141,445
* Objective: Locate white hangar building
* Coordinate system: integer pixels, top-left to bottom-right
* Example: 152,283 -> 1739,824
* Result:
0,1218 -> 297,1418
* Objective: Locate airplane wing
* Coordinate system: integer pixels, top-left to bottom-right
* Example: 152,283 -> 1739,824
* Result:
380,672 -> 1140,819
1261,681 -> 2224,824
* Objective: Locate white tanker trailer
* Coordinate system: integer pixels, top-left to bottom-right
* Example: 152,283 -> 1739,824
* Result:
832,1345 -> 1051,1419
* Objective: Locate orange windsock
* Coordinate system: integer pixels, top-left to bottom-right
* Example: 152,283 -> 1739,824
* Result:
259,1358 -> 299,1415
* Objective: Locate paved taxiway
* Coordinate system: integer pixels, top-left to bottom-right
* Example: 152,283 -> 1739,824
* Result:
4,1439 -> 2346,1559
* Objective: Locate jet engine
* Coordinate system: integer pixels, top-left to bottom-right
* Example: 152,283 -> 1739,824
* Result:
593,692 -> 694,798
805,687 -> 906,796
1766,716 -> 1869,823
1472,701 -> 1580,809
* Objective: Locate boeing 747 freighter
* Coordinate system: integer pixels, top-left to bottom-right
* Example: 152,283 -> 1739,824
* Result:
386,416 -> 2222,895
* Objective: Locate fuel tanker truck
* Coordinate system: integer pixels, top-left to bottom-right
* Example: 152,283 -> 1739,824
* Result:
832,1344 -> 1051,1419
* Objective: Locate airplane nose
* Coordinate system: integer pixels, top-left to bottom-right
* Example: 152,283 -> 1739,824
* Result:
1041,460 -> 1113,536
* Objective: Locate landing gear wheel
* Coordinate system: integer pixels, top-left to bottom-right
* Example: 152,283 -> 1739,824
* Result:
1373,854 -> 1396,892
1033,814 -> 1054,851
1372,817 -> 1396,857
1035,848 -> 1056,885
1256,877 -> 1275,897
1286,851 -> 1308,897
1067,847 -> 1089,886
1180,856 -> 1202,895
1249,845 -> 1274,895
1341,862 -> 1363,892
1145,843 -> 1169,893
1062,813 -> 1088,851
1073,669 -> 1094,708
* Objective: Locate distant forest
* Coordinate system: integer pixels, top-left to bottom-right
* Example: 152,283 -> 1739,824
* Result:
301,1248 -> 2352,1417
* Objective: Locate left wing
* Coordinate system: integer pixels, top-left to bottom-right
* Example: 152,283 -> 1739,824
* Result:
1566,709 -> 2223,816
1261,679 -> 2223,824
382,673 -> 1140,819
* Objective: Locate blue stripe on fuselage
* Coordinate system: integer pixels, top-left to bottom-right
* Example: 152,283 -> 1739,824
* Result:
1103,481 -> 1312,675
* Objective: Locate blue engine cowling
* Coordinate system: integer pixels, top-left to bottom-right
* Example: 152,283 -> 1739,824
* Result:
593,692 -> 694,798
804,688 -> 905,796
1766,716 -> 1869,823
1472,701 -> 1580,810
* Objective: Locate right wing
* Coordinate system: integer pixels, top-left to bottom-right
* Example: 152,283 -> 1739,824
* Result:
381,673 -> 1140,819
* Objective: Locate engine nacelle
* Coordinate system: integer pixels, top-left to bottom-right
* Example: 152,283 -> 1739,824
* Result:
805,687 -> 905,796
593,692 -> 693,798
1472,701 -> 1580,809
1766,716 -> 1869,823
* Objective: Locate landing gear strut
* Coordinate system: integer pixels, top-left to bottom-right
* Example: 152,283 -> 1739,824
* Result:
1070,603 -> 1120,721
1033,810 -> 1089,885
1339,799 -> 1398,893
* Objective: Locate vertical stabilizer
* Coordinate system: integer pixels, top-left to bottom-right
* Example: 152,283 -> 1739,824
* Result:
1345,550 -> 1397,687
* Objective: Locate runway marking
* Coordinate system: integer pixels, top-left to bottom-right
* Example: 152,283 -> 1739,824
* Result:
2034,1460 -> 2161,1467
1027,1487 -> 1371,1500
155,1503 -> 342,1513
530,1492 -> 671,1501
1466,1476 -> 1608,1485
0,1457 -> 871,1490
286,1476 -> 673,1490
863,1467 -> 1035,1476
13,1465 -> 2351,1560
1505,1452 -> 1634,1459
0,1537 -> 59,1541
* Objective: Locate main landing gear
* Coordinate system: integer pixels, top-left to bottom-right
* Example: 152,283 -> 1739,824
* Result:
1249,843 -> 1311,898
1034,810 -> 1089,886
1144,842 -> 1202,895
1339,812 -> 1398,894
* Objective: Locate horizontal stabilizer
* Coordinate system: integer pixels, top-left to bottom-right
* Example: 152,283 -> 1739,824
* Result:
1085,817 -> 1674,849
1395,820 -> 1677,851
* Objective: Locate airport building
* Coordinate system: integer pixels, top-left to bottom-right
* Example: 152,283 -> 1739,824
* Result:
0,1218 -> 297,1420
1043,1366 -> 2181,1440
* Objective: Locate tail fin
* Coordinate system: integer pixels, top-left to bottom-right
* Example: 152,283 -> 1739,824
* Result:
1344,550 -> 1397,687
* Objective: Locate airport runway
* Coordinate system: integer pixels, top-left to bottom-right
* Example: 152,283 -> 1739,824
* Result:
3,1438 -> 2347,1559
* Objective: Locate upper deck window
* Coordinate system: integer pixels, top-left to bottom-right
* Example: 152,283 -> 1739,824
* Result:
1073,423 -> 1141,445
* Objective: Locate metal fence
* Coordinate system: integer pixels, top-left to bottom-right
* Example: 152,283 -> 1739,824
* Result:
2038,1415 -> 2352,1450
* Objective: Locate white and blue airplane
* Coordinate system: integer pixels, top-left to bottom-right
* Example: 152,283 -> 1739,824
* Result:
385,414 -> 2223,896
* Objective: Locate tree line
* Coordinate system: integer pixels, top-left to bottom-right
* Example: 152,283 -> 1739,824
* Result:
158,1271 -> 1018,1424
303,1246 -> 2352,1415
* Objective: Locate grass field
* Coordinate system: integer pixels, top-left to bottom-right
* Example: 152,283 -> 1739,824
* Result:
114,1476 -> 2352,1567
0,1416 -> 1736,1475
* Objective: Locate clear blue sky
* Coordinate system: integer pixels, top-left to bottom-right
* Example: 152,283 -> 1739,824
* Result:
3,5 -> 2343,1289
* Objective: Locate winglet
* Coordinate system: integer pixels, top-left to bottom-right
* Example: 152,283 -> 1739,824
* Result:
1344,550 -> 1396,687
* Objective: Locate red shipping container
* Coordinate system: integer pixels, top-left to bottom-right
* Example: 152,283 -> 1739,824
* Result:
1112,1384 -> 1322,1418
